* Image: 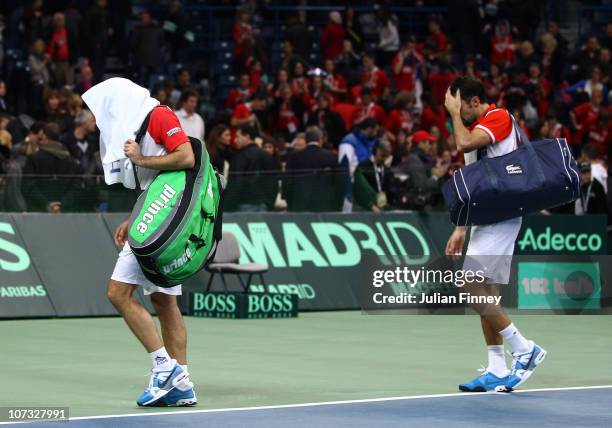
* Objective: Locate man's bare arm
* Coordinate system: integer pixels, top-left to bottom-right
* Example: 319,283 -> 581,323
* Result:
392,53 -> 404,75
448,113 -> 491,152
125,140 -> 195,170
230,115 -> 255,127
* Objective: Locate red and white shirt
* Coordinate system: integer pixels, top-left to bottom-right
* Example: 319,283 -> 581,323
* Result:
391,52 -> 416,92
324,73 -> 346,103
361,67 -> 389,99
351,102 -> 386,126
226,87 -> 254,110
277,99 -> 300,133
136,105 -> 189,189
385,109 -> 414,134
465,104 -> 517,165
490,35 -> 514,65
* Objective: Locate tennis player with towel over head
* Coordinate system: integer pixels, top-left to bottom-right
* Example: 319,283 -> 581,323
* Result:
83,78 -> 198,406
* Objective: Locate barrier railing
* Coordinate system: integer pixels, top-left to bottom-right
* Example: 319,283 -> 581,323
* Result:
0,168 -> 447,213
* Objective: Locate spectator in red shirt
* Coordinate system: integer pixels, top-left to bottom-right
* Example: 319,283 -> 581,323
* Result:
323,59 -> 347,103
361,53 -> 389,101
587,110 -> 611,157
245,57 -> 264,91
232,7 -> 254,65
273,84 -> 305,139
524,63 -> 551,118
571,89 -> 604,146
419,91 -> 449,139
321,11 -> 345,61
291,61 -> 311,103
351,87 -> 386,127
308,74 -> 333,112
226,73 -> 254,110
47,12 -> 72,86
268,68 -> 290,98
483,63 -> 508,105
427,16 -> 449,55
230,92 -> 267,138
392,37 -> 424,93
490,20 -> 515,67
426,55 -> 456,105
385,91 -> 416,142
462,55 -> 482,80
540,110 -> 572,146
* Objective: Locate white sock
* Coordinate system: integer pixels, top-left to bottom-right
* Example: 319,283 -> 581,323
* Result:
486,345 -> 509,377
177,364 -> 192,390
149,347 -> 173,370
499,323 -> 531,354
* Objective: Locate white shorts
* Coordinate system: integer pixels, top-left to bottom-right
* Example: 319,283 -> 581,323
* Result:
111,243 -> 182,296
463,217 -> 522,285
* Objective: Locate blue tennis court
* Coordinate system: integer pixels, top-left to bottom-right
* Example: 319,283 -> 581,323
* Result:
6,386 -> 610,428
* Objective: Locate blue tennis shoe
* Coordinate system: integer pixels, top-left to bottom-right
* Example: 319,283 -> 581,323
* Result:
158,380 -> 198,407
498,341 -> 547,392
459,370 -> 510,392
137,360 -> 188,407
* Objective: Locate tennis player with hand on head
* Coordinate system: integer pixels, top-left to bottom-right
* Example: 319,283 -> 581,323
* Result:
444,76 -> 547,392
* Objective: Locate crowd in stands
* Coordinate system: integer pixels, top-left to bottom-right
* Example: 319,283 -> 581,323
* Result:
0,0 -> 610,215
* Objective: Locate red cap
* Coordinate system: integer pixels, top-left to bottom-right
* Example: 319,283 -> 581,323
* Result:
412,130 -> 436,143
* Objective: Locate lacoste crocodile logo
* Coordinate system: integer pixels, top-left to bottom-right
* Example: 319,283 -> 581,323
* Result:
506,164 -> 523,175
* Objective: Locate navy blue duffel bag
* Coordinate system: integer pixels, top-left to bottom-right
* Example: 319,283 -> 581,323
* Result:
441,117 -> 582,226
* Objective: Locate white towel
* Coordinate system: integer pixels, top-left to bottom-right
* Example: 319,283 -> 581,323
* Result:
82,77 -> 160,189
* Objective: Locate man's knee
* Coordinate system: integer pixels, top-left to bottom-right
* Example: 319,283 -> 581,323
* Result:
107,280 -> 135,308
150,293 -> 178,312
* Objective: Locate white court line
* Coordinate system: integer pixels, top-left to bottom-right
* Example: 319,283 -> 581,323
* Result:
2,384 -> 611,425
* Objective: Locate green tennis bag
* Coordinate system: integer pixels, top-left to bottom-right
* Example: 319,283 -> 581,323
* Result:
127,136 -> 225,287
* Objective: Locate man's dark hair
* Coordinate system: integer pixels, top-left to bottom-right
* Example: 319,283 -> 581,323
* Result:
359,117 -> 378,130
582,143 -> 599,160
42,122 -> 60,141
30,121 -> 45,134
239,123 -> 258,140
360,86 -> 373,97
305,127 -> 321,144
449,76 -> 486,103
180,89 -> 199,103
374,138 -> 392,155
249,90 -> 267,102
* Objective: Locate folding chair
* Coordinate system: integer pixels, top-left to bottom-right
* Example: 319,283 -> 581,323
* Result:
205,231 -> 268,293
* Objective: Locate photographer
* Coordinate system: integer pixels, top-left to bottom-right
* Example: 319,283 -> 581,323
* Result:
394,130 -> 446,210
353,139 -> 394,213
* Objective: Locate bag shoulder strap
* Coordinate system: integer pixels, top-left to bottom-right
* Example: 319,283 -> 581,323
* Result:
477,112 -> 528,160
509,113 -> 532,149
132,109 -> 155,192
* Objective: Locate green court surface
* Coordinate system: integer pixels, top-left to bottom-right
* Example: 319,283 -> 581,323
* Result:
2,312 -> 611,418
